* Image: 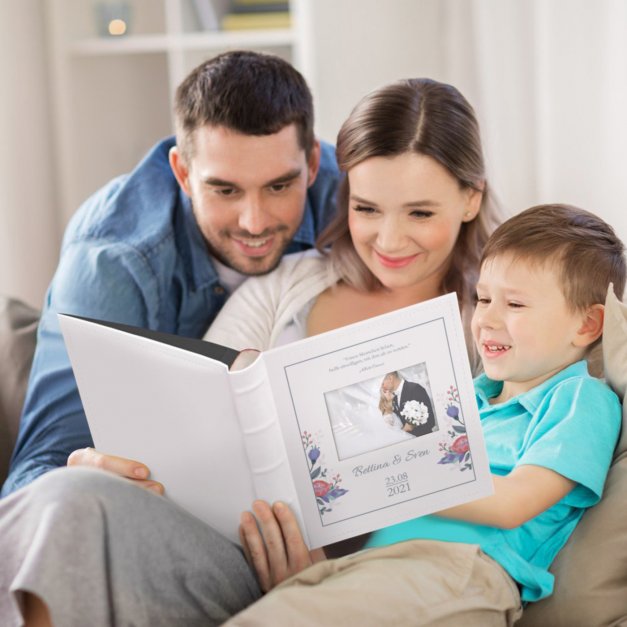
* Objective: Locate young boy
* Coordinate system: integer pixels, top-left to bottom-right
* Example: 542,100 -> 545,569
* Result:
229,204 -> 625,626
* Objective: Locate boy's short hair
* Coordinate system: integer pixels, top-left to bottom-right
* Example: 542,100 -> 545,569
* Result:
174,50 -> 314,162
481,204 -> 626,311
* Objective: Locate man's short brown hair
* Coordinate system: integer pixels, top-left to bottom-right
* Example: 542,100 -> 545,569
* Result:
174,50 -> 314,162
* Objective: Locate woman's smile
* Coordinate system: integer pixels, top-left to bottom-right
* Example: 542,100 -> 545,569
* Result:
374,250 -> 421,268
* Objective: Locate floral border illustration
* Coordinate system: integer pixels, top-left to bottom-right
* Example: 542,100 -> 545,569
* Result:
302,430 -> 348,515
437,385 -> 472,471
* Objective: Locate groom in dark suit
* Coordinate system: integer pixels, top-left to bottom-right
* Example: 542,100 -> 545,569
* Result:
382,371 -> 437,437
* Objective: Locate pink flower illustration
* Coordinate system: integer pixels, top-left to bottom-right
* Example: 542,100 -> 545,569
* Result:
313,480 -> 332,498
451,435 -> 469,455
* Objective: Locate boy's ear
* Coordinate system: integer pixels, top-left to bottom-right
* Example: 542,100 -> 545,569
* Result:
573,304 -> 605,348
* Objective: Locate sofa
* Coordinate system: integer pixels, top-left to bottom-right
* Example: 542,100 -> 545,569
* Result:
0,292 -> 626,626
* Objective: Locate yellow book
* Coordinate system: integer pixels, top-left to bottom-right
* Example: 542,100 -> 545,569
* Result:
221,11 -> 291,30
233,0 -> 288,6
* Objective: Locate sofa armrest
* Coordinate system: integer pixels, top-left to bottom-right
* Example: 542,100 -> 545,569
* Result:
0,296 -> 39,485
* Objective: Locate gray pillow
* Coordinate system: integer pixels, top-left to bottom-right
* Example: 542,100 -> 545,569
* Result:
518,286 -> 627,627
0,296 -> 39,484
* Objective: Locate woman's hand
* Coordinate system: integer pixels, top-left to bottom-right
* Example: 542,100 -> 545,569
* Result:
66,447 -> 164,494
239,500 -> 325,593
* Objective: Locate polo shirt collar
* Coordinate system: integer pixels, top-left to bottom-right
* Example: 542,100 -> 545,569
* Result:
475,360 -> 589,413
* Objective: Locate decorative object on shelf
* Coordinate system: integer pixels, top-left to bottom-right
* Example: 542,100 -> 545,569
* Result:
192,0 -> 219,32
221,0 -> 290,31
94,1 -> 132,37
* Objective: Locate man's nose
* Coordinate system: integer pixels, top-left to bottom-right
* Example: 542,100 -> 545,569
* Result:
238,196 -> 271,235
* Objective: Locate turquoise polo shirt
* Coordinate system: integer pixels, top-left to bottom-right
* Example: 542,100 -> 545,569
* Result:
366,361 -> 621,602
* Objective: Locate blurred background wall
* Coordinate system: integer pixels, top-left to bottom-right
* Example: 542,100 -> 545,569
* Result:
1,0 -> 626,307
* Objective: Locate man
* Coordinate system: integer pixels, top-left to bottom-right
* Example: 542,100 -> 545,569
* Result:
381,371 -> 437,437
1,50 -> 340,497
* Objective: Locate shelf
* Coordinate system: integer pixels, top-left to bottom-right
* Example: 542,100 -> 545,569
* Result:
69,29 -> 295,56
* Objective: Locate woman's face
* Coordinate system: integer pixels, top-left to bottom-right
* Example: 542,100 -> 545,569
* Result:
347,153 -> 481,297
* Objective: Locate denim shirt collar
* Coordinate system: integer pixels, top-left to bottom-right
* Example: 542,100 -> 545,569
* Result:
475,360 -> 589,413
293,193 -> 316,247
177,191 -> 219,292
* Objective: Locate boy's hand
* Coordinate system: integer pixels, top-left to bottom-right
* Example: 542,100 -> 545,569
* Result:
67,448 -> 164,494
239,500 -> 325,592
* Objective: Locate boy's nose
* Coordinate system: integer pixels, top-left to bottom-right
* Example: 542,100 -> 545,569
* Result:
477,305 -> 501,329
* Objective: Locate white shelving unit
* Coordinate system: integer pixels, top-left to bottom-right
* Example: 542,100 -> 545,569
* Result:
46,0 -> 303,223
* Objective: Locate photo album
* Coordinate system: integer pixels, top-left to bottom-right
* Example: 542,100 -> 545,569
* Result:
59,292 -> 492,549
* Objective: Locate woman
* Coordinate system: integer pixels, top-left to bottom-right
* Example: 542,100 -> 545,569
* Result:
379,384 -> 403,429
6,78 -> 500,627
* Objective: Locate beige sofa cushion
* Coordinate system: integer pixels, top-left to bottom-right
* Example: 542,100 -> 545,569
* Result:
0,296 -> 39,484
519,287 -> 627,627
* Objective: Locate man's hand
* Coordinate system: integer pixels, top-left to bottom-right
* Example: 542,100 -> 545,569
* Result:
239,500 -> 325,593
67,448 -> 164,494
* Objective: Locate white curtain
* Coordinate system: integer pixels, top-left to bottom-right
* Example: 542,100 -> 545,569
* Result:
0,0 -> 59,308
463,0 -> 627,247
308,0 -> 627,254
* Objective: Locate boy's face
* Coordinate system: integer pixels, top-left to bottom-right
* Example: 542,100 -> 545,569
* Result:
471,253 -> 588,398
170,124 -> 320,276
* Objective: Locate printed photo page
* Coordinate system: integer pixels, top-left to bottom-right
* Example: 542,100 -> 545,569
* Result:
263,292 -> 492,548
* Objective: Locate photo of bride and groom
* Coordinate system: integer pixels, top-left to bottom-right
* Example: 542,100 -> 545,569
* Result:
324,365 -> 439,460
378,371 -> 437,437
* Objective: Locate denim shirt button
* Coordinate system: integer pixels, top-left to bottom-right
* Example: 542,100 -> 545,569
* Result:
213,285 -> 225,295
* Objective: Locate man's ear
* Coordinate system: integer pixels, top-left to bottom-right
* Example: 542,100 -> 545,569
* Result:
573,304 -> 605,347
306,139 -> 321,188
169,146 -> 191,196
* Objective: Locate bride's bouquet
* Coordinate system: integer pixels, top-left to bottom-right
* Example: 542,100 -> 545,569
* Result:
400,400 -> 430,426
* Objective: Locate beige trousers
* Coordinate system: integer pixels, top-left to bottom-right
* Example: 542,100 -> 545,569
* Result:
227,540 -> 523,627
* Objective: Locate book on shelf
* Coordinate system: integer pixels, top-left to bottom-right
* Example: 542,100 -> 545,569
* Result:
59,292 -> 492,549
230,2 -> 289,12
221,11 -> 290,30
230,0 -> 289,7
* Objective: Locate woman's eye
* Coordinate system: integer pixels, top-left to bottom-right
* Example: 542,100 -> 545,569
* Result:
410,210 -> 434,219
352,204 -> 377,214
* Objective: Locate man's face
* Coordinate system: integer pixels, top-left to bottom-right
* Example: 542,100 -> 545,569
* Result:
170,124 -> 320,275
382,373 -> 400,393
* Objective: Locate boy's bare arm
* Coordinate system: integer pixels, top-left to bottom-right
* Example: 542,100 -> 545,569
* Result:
437,465 -> 576,529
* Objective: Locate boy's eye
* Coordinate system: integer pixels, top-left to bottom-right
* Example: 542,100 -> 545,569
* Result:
476,297 -> 490,305
508,302 -> 525,309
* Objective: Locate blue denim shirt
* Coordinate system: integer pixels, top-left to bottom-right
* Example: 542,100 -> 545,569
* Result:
2,137 -> 340,496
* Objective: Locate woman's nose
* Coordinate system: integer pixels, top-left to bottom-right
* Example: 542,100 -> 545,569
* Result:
376,216 -> 406,252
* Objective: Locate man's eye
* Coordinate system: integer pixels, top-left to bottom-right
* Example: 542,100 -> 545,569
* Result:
269,183 -> 290,193
215,188 -> 237,196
